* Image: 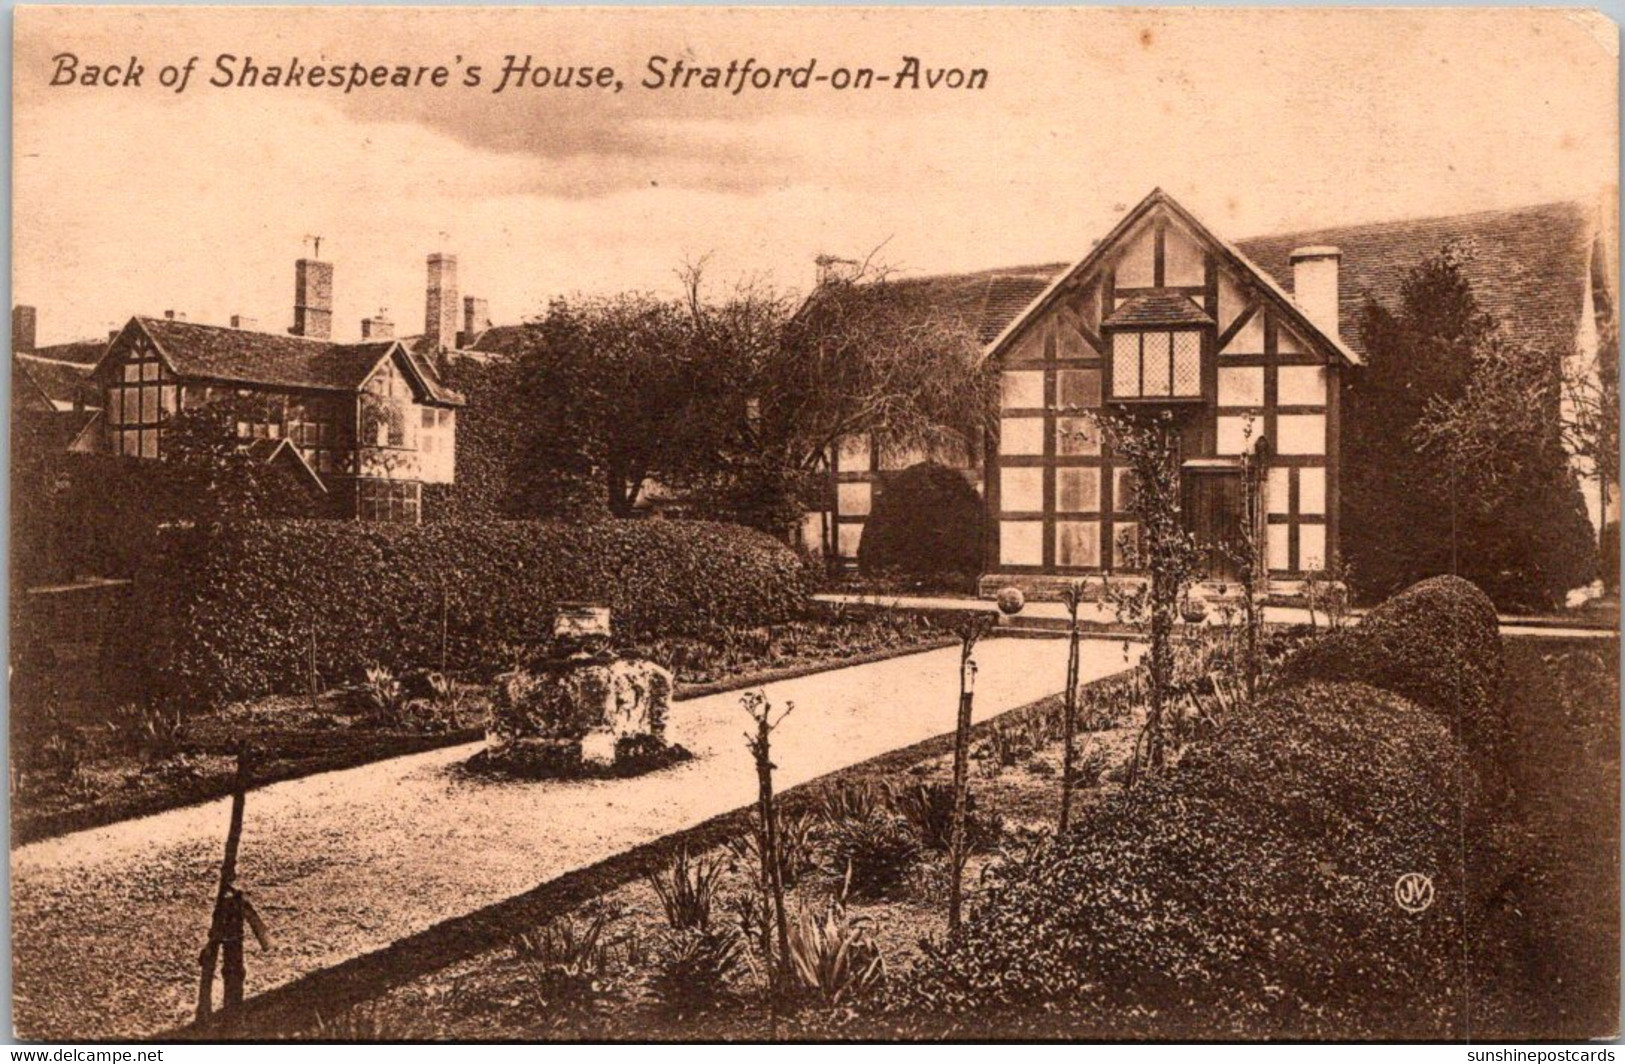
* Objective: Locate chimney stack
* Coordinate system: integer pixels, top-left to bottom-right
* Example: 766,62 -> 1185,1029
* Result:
163,309 -> 187,322
461,296 -> 491,345
292,258 -> 334,339
230,314 -> 259,331
1289,246 -> 1341,341
425,253 -> 459,353
361,314 -> 395,340
12,305 -> 37,352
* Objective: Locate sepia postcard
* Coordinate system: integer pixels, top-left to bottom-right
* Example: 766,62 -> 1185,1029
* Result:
8,4 -> 1621,1047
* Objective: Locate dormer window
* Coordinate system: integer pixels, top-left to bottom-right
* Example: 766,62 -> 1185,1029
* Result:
1110,328 -> 1202,400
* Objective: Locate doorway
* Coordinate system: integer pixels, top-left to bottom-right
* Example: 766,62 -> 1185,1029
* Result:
1182,468 -> 1245,582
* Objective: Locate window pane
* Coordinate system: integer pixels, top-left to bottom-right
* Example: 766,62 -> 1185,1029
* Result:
108,390 -> 123,425
1278,414 -> 1327,455
1055,417 -> 1100,456
1056,467 -> 1100,512
1217,367 -> 1264,407
1056,369 -> 1100,409
1299,466 -> 1326,515
160,385 -> 178,415
1278,366 -> 1328,406
1112,333 -> 1140,397
140,387 -> 157,423
1113,522 -> 1140,568
1054,520 -> 1100,568
140,430 -> 157,458
1001,370 -> 1045,409
998,418 -> 1044,456
1142,333 -> 1171,396
1000,467 -> 1043,512
122,362 -> 140,383
999,521 -> 1043,566
121,430 -> 141,456
141,361 -> 159,381
837,481 -> 872,517
1267,467 -> 1291,515
422,407 -> 437,429
1172,332 -> 1201,395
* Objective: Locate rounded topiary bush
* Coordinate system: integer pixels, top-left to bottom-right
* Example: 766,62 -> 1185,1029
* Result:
856,462 -> 984,582
1280,575 -> 1504,754
894,680 -> 1470,1039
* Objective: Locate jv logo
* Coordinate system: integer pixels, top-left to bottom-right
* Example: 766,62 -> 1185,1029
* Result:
1394,872 -> 1435,913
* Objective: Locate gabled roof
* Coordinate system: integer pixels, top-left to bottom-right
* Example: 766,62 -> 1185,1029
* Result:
404,323 -> 535,364
243,436 -> 328,494
14,353 -> 96,409
868,195 -> 1607,368
108,318 -> 464,405
986,188 -> 1363,367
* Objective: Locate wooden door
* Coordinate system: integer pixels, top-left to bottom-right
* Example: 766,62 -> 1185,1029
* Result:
1183,470 -> 1244,582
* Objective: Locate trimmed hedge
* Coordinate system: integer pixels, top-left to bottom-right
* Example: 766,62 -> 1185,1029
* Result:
857,462 -> 984,580
895,680 -> 1470,1039
139,519 -> 810,701
1280,575 -> 1505,754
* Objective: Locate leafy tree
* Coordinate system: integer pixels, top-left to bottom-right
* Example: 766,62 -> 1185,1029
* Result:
157,393 -> 317,525
1346,240 -> 1597,610
1561,312 -> 1620,581
856,461 -> 984,582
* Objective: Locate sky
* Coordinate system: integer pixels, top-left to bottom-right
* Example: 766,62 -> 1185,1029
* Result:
12,6 -> 1618,345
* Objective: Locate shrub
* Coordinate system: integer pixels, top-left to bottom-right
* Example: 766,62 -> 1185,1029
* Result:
786,904 -> 886,1007
140,518 -> 810,702
857,462 -> 984,581
648,928 -> 747,1017
890,781 -> 1001,853
512,912 -> 620,1030
726,809 -> 820,890
823,813 -> 920,899
1279,575 -> 1505,754
647,847 -> 727,932
896,681 -> 1471,1039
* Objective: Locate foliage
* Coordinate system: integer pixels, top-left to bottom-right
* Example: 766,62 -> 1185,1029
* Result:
422,355 -> 528,523
727,809 -> 820,891
856,462 -> 985,580
512,912 -> 620,1029
647,847 -> 728,933
1345,240 -> 1598,610
822,812 -> 921,900
785,904 -> 887,1007
357,663 -> 407,722
890,780 -> 1000,854
139,518 -> 809,702
1092,409 -> 1201,771
157,393 -> 324,525
1279,575 -> 1506,760
896,680 -> 1470,1039
648,928 -> 747,1017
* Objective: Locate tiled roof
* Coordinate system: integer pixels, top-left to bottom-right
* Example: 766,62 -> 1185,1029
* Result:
15,353 -> 95,407
133,318 -> 463,405
1105,291 -> 1213,328
875,199 -> 1603,364
1234,200 -> 1602,362
30,339 -> 108,366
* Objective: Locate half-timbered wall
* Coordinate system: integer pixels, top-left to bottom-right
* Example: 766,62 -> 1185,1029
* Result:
987,208 -> 1340,578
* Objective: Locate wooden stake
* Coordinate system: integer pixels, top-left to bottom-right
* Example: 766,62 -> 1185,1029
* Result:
196,750 -> 251,1026
947,620 -> 984,936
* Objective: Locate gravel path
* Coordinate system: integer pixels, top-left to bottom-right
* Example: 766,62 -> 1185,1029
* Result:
13,636 -> 1137,1040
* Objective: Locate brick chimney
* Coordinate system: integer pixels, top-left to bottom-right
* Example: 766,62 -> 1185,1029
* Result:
425,253 -> 459,353
361,314 -> 394,340
460,296 -> 491,345
1289,246 -> 1341,341
12,305 -> 36,352
163,309 -> 187,322
230,314 -> 259,331
292,258 -> 334,339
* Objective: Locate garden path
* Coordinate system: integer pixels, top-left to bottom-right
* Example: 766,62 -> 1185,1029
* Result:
12,635 -> 1135,1040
